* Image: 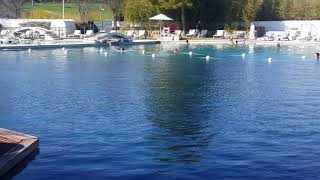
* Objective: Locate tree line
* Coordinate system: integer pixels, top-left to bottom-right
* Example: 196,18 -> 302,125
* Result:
2,0 -> 320,31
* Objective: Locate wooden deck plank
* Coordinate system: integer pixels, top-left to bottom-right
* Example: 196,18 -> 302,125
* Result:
0,128 -> 39,177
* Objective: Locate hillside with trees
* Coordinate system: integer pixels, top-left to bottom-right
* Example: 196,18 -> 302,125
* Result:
1,0 -> 320,30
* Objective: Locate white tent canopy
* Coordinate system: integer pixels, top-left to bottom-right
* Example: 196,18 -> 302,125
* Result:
149,14 -> 173,35
149,14 -> 173,21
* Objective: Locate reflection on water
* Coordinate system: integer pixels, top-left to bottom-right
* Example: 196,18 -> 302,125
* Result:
143,54 -> 216,163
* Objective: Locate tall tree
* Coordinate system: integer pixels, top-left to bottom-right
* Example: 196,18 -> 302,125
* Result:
159,0 -> 193,36
108,0 -> 125,31
271,0 -> 288,20
0,0 -> 26,18
76,0 -> 96,23
123,0 -> 154,24
242,0 -> 262,28
226,0 -> 245,26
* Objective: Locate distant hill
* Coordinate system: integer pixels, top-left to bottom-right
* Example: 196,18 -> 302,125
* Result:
23,2 -> 112,21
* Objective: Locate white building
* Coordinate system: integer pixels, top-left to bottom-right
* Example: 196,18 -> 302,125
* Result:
252,20 -> 320,40
0,19 -> 76,38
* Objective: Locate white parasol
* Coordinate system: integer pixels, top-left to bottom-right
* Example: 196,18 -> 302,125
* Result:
149,14 -> 173,33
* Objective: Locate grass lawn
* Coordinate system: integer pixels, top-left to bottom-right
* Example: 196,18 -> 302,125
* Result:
23,2 -> 113,21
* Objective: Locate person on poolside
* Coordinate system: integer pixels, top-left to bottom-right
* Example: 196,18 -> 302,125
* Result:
196,20 -> 202,37
170,23 -> 176,34
277,43 -> 281,48
230,39 -> 234,44
314,53 -> 320,60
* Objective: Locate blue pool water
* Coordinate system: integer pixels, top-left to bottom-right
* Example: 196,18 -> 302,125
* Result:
1,44 -> 320,179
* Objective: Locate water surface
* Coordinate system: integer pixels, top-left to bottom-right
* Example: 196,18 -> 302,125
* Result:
1,44 -> 320,179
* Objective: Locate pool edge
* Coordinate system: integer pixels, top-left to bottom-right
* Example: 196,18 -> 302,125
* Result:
0,128 -> 39,177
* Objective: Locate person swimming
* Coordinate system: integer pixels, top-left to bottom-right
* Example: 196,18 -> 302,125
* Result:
173,48 -> 179,53
117,47 -> 124,52
314,53 -> 320,60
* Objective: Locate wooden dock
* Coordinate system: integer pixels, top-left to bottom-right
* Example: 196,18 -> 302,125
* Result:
0,128 -> 39,177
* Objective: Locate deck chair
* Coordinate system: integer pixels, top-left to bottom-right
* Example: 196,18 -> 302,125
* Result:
199,30 -> 208,37
137,30 -> 146,39
126,30 -> 135,38
186,29 -> 196,37
85,30 -> 94,37
213,30 -> 224,38
68,30 -> 82,38
0,30 -> 11,37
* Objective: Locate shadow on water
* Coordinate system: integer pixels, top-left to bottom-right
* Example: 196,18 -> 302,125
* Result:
143,55 -> 218,164
1,147 -> 39,180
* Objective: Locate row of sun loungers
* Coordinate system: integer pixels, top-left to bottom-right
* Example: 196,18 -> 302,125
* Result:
186,29 -> 208,38
185,29 -> 245,39
257,30 -> 318,41
126,30 -> 146,39
68,30 -> 94,39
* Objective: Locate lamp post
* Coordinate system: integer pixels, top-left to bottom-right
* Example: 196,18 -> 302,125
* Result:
100,6 -> 105,32
62,0 -> 65,19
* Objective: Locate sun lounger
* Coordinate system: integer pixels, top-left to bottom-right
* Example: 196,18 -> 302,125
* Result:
233,31 -> 246,39
84,30 -> 94,38
172,30 -> 182,41
162,27 -> 170,37
277,32 -> 289,41
186,29 -> 196,37
213,30 -> 224,38
299,31 -> 312,41
0,37 -> 19,44
126,30 -> 135,38
0,30 -> 11,37
68,30 -> 82,39
137,30 -> 146,39
199,30 -> 208,37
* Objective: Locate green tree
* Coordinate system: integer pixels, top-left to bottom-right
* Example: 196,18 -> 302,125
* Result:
242,0 -> 262,28
226,0 -> 245,26
123,0 -> 155,24
271,0 -> 287,20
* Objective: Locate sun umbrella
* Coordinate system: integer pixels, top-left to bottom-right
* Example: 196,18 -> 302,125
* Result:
149,14 -> 173,34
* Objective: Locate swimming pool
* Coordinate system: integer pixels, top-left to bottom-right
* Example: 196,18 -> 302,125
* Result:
1,44 -> 320,179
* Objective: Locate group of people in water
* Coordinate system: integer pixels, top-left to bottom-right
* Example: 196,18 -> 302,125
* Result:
276,42 -> 319,60
116,42 -> 320,61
